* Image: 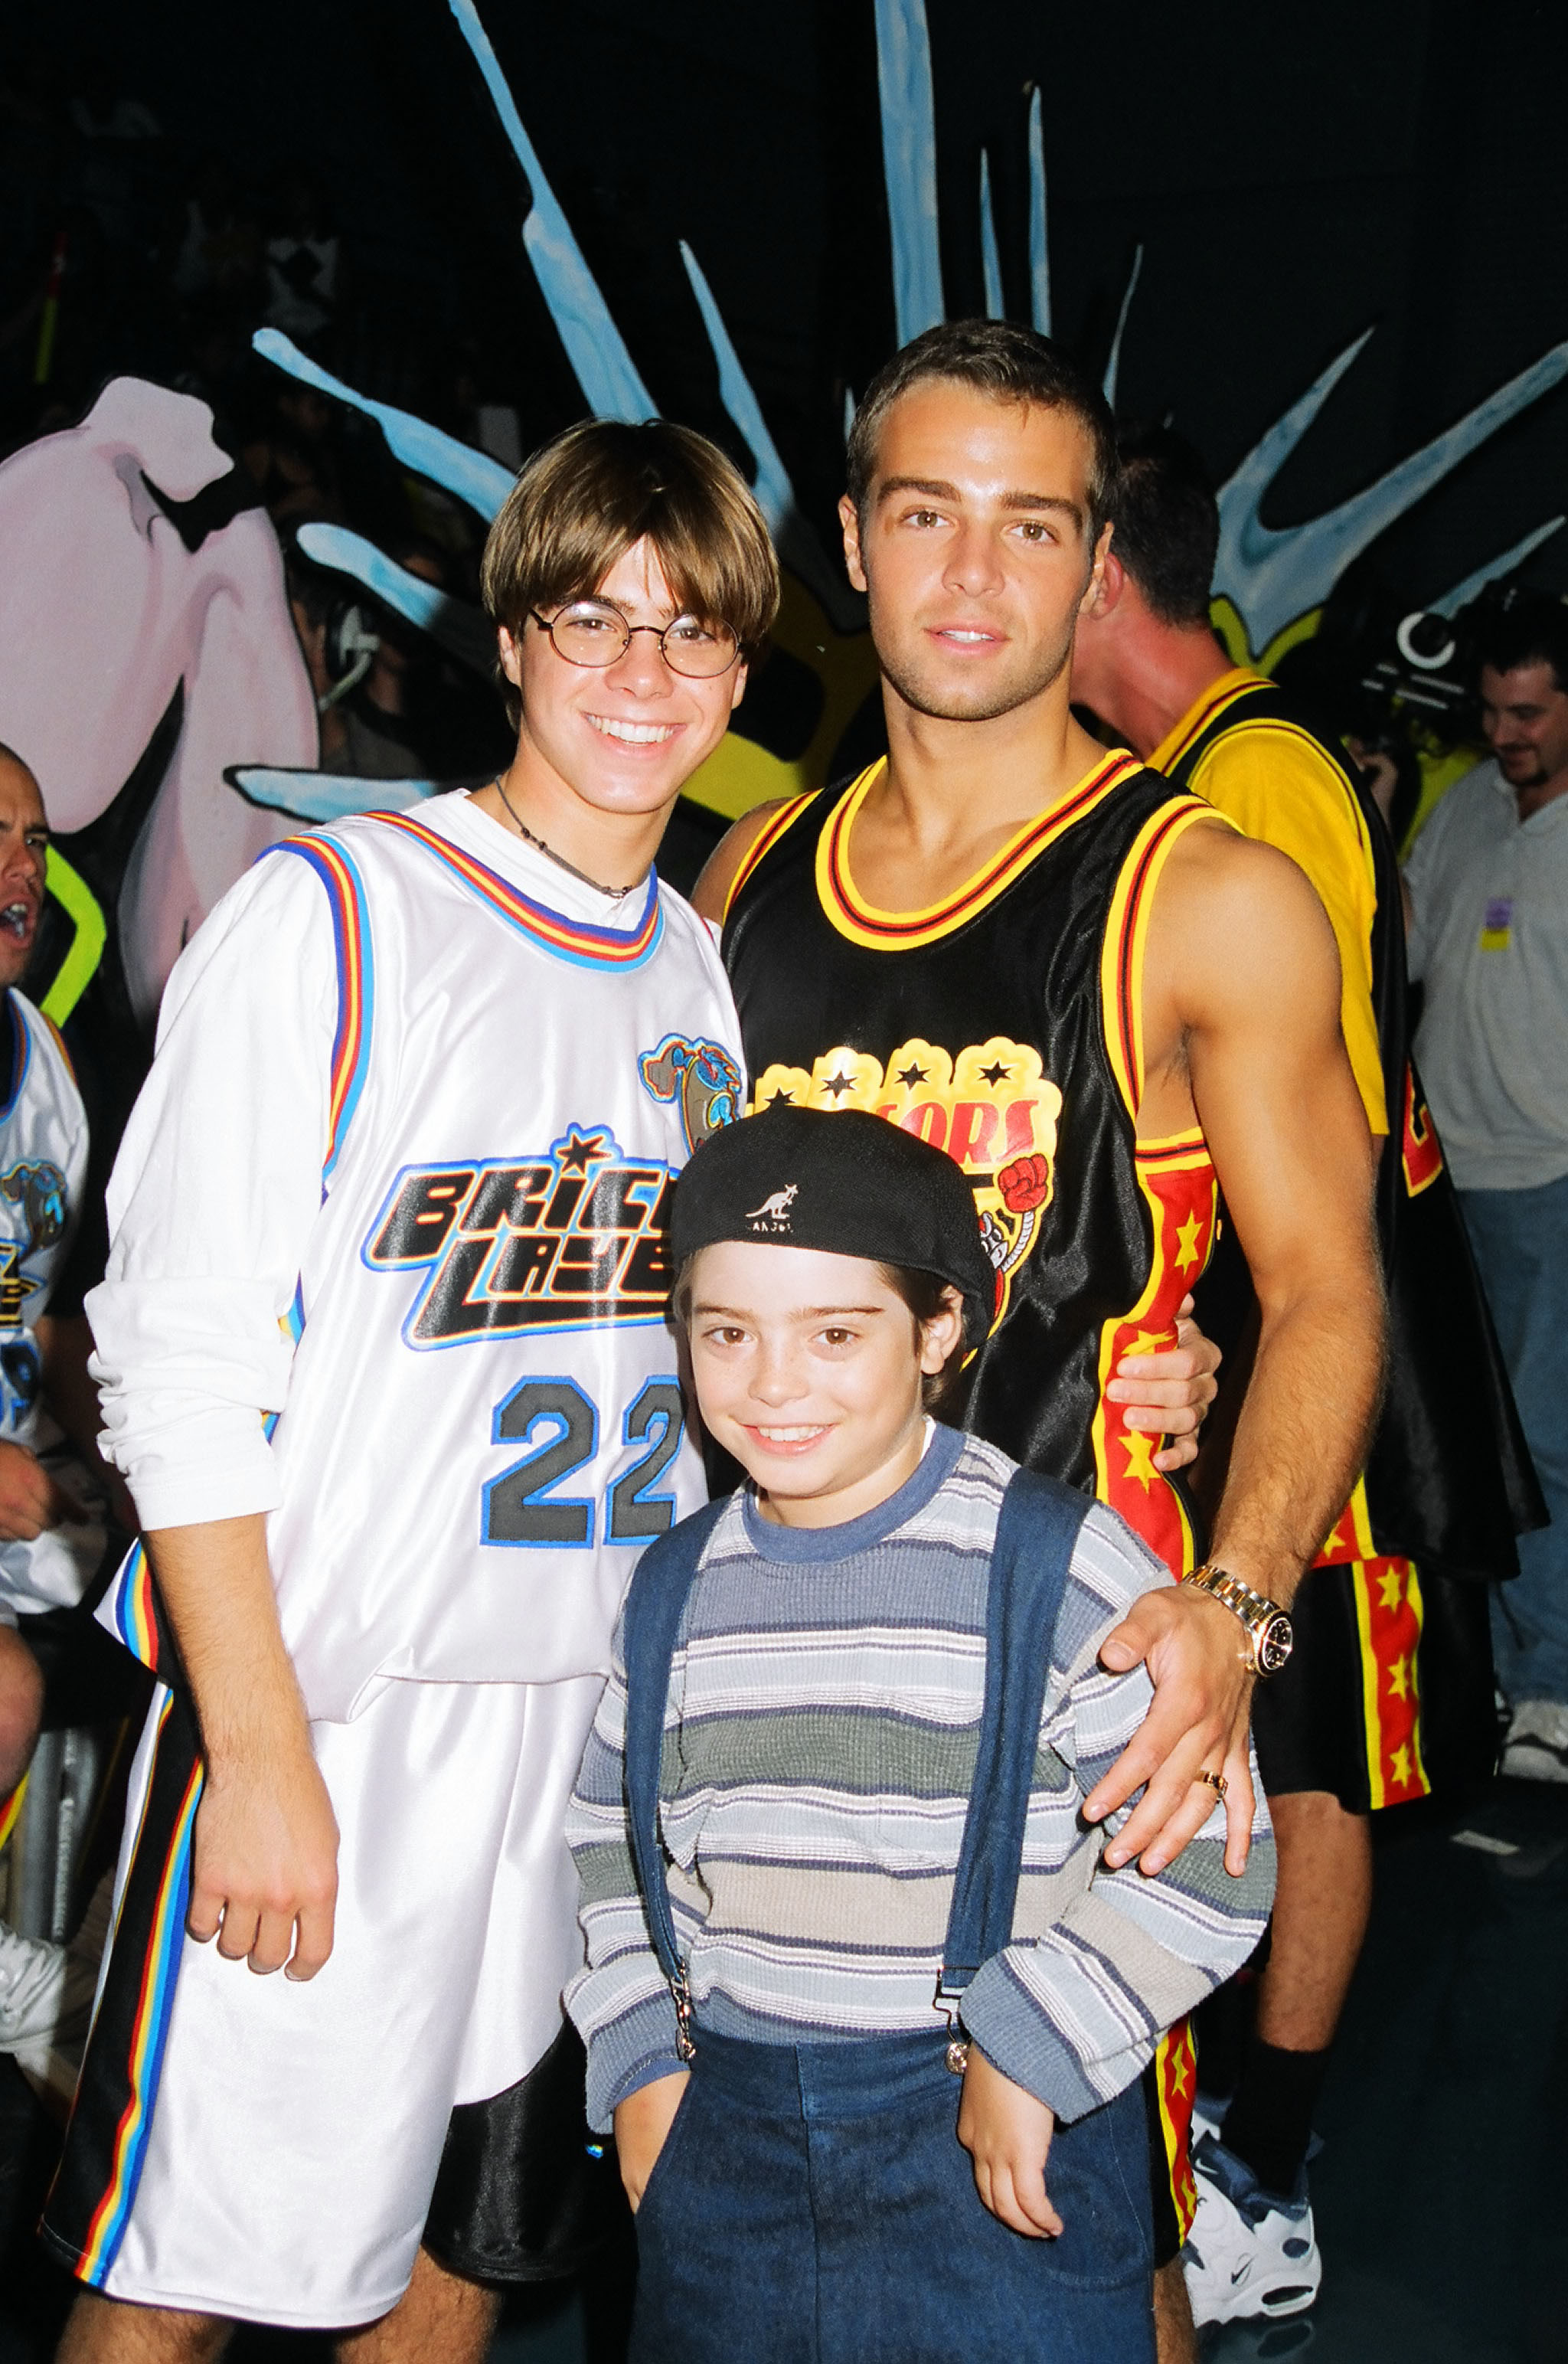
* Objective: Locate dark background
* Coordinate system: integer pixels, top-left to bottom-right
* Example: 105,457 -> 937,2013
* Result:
5,0 -> 1566,611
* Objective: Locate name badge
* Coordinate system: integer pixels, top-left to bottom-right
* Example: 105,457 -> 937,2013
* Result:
1479,895 -> 1513,951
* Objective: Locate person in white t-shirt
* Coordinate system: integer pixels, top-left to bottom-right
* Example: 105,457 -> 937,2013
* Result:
1404,594 -> 1568,1778
42,421 -> 776,2364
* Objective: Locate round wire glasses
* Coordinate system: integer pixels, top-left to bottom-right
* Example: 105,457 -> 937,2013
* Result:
529,600 -> 740,678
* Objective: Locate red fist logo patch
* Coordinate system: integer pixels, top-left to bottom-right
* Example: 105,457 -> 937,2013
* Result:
998,1153 -> 1051,1213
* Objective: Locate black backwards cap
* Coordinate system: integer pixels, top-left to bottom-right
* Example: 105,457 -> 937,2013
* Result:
670,1105 -> 998,1349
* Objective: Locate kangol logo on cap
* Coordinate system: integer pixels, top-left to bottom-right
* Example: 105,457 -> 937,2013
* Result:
745,1182 -> 798,1232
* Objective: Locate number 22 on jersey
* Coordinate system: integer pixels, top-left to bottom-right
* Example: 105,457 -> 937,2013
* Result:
482,1375 -> 686,1549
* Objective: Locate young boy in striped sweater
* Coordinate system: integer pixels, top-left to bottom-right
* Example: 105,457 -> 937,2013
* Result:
566,1107 -> 1275,2362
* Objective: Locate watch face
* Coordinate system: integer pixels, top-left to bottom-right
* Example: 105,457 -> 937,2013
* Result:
1257,1614 -> 1294,1676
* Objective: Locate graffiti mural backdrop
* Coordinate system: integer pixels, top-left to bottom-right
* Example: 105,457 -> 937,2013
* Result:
1,0 -> 1563,1063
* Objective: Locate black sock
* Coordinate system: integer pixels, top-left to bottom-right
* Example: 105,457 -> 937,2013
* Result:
1194,1973 -> 1255,2104
1220,2035 -> 1331,2197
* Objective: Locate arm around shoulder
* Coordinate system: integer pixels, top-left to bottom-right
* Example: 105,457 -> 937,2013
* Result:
691,796 -> 796,927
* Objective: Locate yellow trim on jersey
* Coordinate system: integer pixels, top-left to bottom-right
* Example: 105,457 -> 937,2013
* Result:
721,792 -> 819,923
815,750 -> 1144,952
1098,798 -> 1232,1120
1147,667 -> 1269,777
1153,677 -> 1387,1137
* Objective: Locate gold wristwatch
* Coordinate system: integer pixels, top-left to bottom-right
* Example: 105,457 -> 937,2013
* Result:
1181,1563 -> 1294,1677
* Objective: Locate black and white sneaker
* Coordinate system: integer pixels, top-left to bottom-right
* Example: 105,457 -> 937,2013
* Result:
1501,1699 -> 1568,1784
1182,2133 -> 1321,2327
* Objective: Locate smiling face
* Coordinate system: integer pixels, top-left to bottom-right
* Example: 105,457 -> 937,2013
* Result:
0,757 -> 49,989
839,381 -> 1110,728
686,1240 -> 964,1529
1480,659 -> 1568,809
498,537 -> 748,830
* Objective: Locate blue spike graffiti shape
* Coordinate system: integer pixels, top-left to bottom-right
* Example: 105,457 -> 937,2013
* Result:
874,0 -> 945,343
243,0 -> 1568,830
1431,518 -> 1566,620
253,330 -> 512,519
1027,88 -> 1050,338
978,152 -> 1004,321
1102,244 -> 1143,410
296,525 -> 495,674
1216,331 -> 1568,652
677,242 -> 857,625
447,0 -> 654,423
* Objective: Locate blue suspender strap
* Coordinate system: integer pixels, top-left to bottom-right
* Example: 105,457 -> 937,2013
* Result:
939,1466 -> 1093,2006
619,1497 -> 728,2058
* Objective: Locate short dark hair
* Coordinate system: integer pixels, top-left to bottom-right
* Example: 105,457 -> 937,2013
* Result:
481,418 -> 779,728
1108,423 -> 1219,626
845,319 -> 1116,544
1473,593 -> 1568,695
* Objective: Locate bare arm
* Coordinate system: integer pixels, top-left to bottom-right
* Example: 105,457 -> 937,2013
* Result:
146,1512 -> 338,1979
1089,832 -> 1384,1872
690,797 -> 792,927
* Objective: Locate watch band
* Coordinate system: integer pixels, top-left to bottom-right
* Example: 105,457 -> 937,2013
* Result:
1181,1562 -> 1295,1678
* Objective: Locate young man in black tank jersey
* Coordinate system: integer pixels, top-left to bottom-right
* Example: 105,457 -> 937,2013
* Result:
695,322 -> 1387,2364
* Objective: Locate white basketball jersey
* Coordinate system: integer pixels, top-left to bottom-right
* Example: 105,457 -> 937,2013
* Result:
94,793 -> 743,1717
0,988 -> 94,1618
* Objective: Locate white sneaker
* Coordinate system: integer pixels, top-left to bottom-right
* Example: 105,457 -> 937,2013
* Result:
0,1916 -> 98,2076
1501,1699 -> 1568,1784
1182,2133 -> 1322,2327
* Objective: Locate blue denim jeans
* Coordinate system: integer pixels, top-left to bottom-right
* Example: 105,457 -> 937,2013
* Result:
1461,1173 -> 1568,1706
629,2028 -> 1155,2364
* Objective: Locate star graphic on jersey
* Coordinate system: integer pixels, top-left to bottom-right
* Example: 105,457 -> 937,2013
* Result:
1377,1567 -> 1404,1612
1174,1211 -> 1206,1274
1388,1742 -> 1413,1790
895,1061 -> 927,1087
1387,1653 -> 1410,1702
979,1060 -> 1011,1086
557,1130 -> 606,1173
764,1087 -> 795,1109
1168,2050 -> 1191,2098
1120,1425 -> 1158,1493
822,1070 -> 854,1099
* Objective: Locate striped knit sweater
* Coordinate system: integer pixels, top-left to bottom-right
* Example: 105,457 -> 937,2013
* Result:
566,1424 -> 1275,2133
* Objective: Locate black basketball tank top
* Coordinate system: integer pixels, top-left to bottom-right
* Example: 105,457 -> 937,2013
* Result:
1163,675 -> 1542,1578
722,750 -> 1220,1574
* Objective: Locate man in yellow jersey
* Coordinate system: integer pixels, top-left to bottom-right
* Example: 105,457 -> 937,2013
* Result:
1071,421 -> 1539,2331
697,321 -> 1389,2364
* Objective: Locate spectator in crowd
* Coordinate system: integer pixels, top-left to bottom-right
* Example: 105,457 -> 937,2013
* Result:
241,376 -> 345,526
263,168 -> 340,348
0,746 -> 132,2081
1404,595 -> 1568,1780
168,156 -> 263,309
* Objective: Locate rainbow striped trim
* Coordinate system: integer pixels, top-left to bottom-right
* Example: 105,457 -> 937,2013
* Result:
268,836 -> 375,1179
367,809 -> 665,969
0,1769 -> 25,1853
106,1540 -> 161,1678
76,1696 -> 204,2285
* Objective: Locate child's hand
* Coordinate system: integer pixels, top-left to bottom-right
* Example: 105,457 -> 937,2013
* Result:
956,2045 -> 1063,2238
612,2070 -> 691,2211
